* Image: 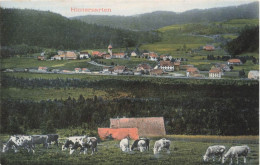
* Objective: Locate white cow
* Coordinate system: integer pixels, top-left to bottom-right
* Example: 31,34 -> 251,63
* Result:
153,138 -> 171,155
131,138 -> 150,152
138,140 -> 147,152
203,145 -> 226,162
2,135 -> 35,153
222,145 -> 250,164
120,137 -> 130,152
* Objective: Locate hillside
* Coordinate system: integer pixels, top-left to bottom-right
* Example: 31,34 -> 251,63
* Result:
0,8 -> 159,50
72,2 -> 259,31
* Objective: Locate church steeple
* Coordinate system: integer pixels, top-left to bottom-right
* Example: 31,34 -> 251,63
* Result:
108,44 -> 112,56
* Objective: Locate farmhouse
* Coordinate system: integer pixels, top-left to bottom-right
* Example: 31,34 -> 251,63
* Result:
248,70 -> 259,80
215,63 -> 231,72
103,54 -> 112,59
82,68 -> 90,73
112,53 -> 125,59
92,51 -> 101,57
79,51 -> 89,59
136,63 -> 152,73
209,68 -> 222,78
37,56 -> 45,60
51,51 -> 77,60
131,51 -> 137,57
98,128 -> 139,140
160,61 -> 174,71
113,65 -> 126,74
148,52 -> 158,61
227,59 -> 242,65
110,117 -> 166,136
203,45 -> 215,51
74,68 -> 81,73
150,69 -> 163,76
186,67 -> 199,77
38,66 -> 48,71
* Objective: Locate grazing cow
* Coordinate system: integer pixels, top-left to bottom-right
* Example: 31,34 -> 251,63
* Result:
2,135 -> 35,153
203,145 -> 226,162
131,138 -> 150,152
31,135 -> 49,148
153,138 -> 171,155
222,145 -> 250,164
47,134 -> 59,147
120,137 -> 130,152
83,137 -> 98,155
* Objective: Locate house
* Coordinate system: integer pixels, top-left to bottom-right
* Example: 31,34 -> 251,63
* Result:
174,61 -> 181,71
38,66 -> 48,71
215,63 -> 231,72
209,68 -> 222,78
82,68 -> 90,73
110,117 -> 166,136
74,68 -> 81,73
92,51 -> 101,57
186,67 -> 199,77
148,52 -> 158,61
51,51 -> 77,60
150,69 -> 163,76
103,54 -> 112,59
112,53 -> 125,59
113,65 -> 126,74
203,45 -> 215,51
102,66 -> 112,74
65,51 -> 77,60
160,55 -> 172,61
79,51 -> 89,59
37,56 -> 45,60
227,59 -> 242,65
131,51 -> 137,57
160,61 -> 174,71
248,70 -> 259,80
136,63 -> 152,73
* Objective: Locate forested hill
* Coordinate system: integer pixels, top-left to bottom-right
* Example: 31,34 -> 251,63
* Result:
0,8 -> 159,49
72,2 -> 259,31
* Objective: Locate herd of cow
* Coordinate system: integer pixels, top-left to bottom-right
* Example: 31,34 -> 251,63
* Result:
2,135 -> 251,164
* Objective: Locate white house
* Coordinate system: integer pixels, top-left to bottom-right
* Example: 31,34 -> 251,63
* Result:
248,70 -> 259,80
131,51 -> 137,57
209,68 -> 222,78
148,52 -> 158,61
79,51 -> 89,59
160,61 -> 174,71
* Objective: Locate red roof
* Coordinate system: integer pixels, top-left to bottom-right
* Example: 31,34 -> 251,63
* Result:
113,53 -> 125,56
174,62 -> 180,66
228,59 -> 241,63
110,117 -> 166,136
209,68 -> 221,73
98,128 -> 139,140
187,67 -> 198,72
92,51 -> 100,56
149,52 -> 158,58
160,61 -> 174,67
38,66 -> 47,70
137,63 -> 152,70
204,45 -> 215,51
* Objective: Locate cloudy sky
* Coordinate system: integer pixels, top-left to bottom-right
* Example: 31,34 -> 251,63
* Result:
0,0 -> 257,17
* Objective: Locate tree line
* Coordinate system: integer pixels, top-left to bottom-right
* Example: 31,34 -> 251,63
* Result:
1,75 -> 259,136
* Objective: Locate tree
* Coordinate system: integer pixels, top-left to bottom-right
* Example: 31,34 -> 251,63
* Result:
229,65 -> 233,71
239,69 -> 245,78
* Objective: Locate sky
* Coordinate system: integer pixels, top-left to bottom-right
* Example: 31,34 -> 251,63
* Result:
0,0 -> 258,17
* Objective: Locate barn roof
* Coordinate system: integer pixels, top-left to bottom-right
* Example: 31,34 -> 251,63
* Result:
110,117 -> 166,136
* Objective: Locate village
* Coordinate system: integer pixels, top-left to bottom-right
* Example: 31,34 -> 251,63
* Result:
5,44 -> 259,80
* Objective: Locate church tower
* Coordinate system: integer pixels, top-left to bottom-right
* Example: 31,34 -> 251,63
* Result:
108,44 -> 112,56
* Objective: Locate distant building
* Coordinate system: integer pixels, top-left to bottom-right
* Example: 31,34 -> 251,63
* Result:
82,68 -> 90,73
51,51 -> 77,60
112,53 -> 125,59
131,51 -> 137,57
173,61 -> 181,71
92,51 -> 101,57
108,44 -> 112,56
103,54 -> 112,59
215,63 -> 231,72
38,66 -> 48,71
148,52 -> 158,61
186,67 -> 199,77
203,45 -> 215,51
160,55 -> 172,61
160,61 -> 174,71
136,63 -> 152,73
209,68 -> 222,78
113,65 -> 126,74
74,68 -> 81,73
37,56 -> 45,60
248,70 -> 259,80
150,69 -> 163,76
227,59 -> 242,65
79,51 -> 89,59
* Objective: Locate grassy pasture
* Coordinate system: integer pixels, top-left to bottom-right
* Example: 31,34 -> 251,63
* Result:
0,134 -> 258,165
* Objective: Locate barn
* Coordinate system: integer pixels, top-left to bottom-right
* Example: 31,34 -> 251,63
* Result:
110,117 -> 166,136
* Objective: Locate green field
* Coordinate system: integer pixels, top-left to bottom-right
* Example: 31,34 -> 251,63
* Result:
0,134 -> 258,165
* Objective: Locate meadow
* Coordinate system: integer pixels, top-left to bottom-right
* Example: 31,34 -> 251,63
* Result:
0,134 -> 258,165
